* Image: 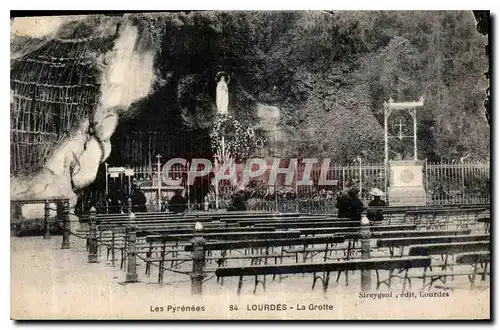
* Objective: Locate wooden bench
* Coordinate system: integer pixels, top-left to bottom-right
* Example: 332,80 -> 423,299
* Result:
406,241 -> 490,290
371,229 -> 472,239
143,235 -> 346,284
477,217 -> 490,234
253,221 -> 417,231
214,256 -> 431,294
404,207 -> 486,230
434,252 -> 490,291
334,229 -> 472,262
377,234 -> 490,257
236,215 -> 336,224
147,230 -> 302,242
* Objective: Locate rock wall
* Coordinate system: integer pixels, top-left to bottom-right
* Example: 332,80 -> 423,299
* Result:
10,17 -> 156,218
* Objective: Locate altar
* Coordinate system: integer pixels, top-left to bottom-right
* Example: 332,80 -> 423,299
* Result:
387,160 -> 426,206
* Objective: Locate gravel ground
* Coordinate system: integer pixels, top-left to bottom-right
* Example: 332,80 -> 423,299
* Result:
11,231 -> 490,320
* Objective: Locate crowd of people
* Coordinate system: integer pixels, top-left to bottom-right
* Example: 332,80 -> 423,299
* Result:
75,180 -> 386,219
74,184 -> 148,215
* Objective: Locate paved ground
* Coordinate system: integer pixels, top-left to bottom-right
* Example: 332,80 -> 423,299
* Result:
10,228 -> 490,320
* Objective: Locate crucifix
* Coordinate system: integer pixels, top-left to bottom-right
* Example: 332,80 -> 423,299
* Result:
397,119 -> 405,140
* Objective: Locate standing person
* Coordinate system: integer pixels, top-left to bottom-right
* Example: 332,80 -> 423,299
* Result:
131,185 -> 147,213
108,191 -> 121,214
335,190 -> 351,219
228,187 -> 247,211
94,193 -> 106,214
348,188 -> 364,222
367,188 -> 387,222
169,189 -> 187,213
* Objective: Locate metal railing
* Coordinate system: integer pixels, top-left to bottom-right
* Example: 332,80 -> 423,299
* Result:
95,159 -> 490,213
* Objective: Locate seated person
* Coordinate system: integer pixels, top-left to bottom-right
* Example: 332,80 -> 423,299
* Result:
348,188 -> 364,222
169,189 -> 187,213
367,188 -> 386,222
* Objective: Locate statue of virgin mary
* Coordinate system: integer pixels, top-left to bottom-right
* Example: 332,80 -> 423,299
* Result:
216,72 -> 229,114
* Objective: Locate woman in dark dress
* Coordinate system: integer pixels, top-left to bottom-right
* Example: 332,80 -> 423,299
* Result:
169,189 -> 187,213
131,186 -> 147,213
335,190 -> 350,219
348,189 -> 364,222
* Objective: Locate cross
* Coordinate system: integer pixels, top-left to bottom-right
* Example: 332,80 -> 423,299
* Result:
156,154 -> 162,170
397,119 -> 405,140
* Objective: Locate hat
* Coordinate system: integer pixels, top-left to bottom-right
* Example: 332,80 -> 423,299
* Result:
369,188 -> 385,197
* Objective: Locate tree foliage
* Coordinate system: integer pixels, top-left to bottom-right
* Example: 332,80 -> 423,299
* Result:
120,10 -> 489,163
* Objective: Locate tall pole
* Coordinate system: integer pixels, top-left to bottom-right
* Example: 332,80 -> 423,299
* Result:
358,157 -> 362,198
186,162 -> 191,212
384,104 -> 388,203
156,154 -> 161,212
148,134 -> 152,177
105,162 -> 109,214
413,108 -> 418,161
295,160 -> 299,213
214,159 -> 219,210
128,174 -> 131,196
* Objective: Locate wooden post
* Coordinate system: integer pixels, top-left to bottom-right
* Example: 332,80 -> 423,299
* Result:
125,212 -> 139,283
61,199 -> 70,249
128,197 -> 132,214
191,222 -> 206,295
88,207 -> 98,263
43,200 -> 50,239
360,211 -> 371,291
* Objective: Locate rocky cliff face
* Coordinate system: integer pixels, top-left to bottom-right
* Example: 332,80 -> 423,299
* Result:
10,16 -> 156,218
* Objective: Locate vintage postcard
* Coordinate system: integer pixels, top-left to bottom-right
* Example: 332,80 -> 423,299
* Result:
10,10 -> 491,320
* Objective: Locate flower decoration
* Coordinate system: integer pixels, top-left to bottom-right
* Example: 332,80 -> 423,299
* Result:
210,114 -> 264,160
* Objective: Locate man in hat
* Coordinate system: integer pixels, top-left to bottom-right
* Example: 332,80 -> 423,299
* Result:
367,188 -> 386,222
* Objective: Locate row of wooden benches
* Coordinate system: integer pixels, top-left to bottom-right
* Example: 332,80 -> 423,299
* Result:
215,250 -> 490,295
77,207 -> 490,294
87,222 -> 489,293
80,203 -> 489,225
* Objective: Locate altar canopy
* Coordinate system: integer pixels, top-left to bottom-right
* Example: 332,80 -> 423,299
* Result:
384,98 -> 426,206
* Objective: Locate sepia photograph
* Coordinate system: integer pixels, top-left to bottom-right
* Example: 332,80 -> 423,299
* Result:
9,9 -> 491,320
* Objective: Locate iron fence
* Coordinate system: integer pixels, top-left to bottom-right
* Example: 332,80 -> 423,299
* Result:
122,159 -> 489,213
